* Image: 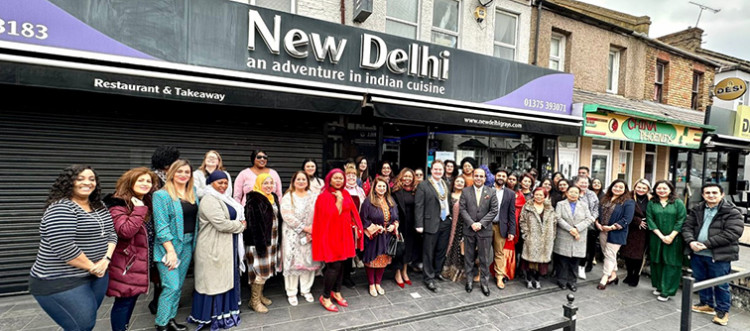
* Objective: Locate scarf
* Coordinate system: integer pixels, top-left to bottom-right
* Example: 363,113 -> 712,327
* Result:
253,173 -> 275,205
205,184 -> 247,273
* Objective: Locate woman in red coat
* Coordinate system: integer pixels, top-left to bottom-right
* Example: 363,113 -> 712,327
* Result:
103,167 -> 158,331
313,169 -> 364,312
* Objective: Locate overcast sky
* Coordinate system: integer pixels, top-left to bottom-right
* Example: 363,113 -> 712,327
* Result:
579,0 -> 748,59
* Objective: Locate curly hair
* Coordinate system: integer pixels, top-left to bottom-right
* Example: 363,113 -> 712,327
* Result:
46,165 -> 104,209
392,167 -> 416,192
151,145 -> 180,171
604,179 -> 632,205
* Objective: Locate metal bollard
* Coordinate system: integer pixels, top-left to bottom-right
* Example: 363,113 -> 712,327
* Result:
563,294 -> 577,331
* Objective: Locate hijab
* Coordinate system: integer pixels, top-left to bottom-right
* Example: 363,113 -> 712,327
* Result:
253,173 -> 275,204
323,169 -> 345,193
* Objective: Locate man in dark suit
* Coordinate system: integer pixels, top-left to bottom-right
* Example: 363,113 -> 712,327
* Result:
492,169 -> 516,289
459,168 -> 498,296
415,160 -> 451,292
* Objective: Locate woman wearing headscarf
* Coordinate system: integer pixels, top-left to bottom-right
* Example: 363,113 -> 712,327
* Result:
313,169 -> 364,312
244,173 -> 283,313
189,171 -> 246,329
621,178 -> 651,287
459,157 -> 477,188
281,171 -> 322,306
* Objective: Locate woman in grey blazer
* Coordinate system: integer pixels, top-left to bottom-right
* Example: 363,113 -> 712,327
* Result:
553,186 -> 594,291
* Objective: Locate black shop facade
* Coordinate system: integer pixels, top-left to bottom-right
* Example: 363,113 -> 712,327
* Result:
0,1 -> 578,294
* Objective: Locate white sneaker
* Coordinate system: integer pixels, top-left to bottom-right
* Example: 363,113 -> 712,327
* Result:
652,290 -> 661,296
302,293 -> 314,303
287,296 -> 298,306
657,296 -> 669,302
580,267 -> 587,279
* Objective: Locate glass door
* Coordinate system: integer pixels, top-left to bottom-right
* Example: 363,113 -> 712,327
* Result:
591,139 -> 612,185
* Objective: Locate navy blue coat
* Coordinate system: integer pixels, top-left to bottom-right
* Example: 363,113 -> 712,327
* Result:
600,199 -> 635,245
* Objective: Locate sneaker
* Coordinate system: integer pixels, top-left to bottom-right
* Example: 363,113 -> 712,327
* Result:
657,296 -> 669,302
652,290 -> 661,296
534,280 -> 541,289
692,304 -> 716,315
712,312 -> 728,326
577,266 -> 587,280
526,281 -> 533,289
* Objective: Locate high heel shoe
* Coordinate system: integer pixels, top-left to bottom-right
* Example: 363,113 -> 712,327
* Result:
607,277 -> 619,285
319,296 -> 339,312
396,280 -> 405,288
404,279 -> 412,286
597,283 -> 607,290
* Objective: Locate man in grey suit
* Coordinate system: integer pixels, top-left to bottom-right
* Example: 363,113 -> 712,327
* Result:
492,169 -> 516,289
459,168 -> 498,296
415,160 -> 451,292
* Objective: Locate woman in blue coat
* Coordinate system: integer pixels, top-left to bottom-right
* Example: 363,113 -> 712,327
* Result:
595,179 -> 634,290
152,159 -> 199,331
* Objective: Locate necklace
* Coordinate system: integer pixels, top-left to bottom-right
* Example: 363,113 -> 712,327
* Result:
71,200 -> 107,237
429,178 -> 447,201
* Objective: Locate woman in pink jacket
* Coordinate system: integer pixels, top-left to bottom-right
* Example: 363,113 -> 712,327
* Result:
103,167 -> 158,331
234,150 -> 283,205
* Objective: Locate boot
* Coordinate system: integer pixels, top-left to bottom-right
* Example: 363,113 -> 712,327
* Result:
260,284 -> 272,306
250,283 -> 268,313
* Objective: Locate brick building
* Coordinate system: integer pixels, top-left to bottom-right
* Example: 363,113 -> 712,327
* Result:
530,0 -> 717,188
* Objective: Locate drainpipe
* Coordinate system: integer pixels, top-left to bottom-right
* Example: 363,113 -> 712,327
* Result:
533,0 -> 543,66
340,0 -> 346,25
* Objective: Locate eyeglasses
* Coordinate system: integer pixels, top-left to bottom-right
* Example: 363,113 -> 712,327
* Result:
256,155 -> 268,160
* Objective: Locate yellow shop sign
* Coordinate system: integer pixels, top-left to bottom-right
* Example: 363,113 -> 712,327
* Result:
734,105 -> 750,139
714,77 -> 747,101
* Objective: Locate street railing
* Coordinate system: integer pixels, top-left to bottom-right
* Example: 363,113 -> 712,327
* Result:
680,269 -> 750,331
531,294 -> 578,331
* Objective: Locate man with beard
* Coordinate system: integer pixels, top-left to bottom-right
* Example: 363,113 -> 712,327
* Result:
492,169 -> 516,289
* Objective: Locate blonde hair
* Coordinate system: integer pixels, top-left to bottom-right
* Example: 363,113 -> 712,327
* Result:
198,150 -> 225,173
344,163 -> 357,175
284,171 -> 310,208
164,159 -> 196,203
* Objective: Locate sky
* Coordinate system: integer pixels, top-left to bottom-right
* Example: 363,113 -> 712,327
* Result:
578,0 -> 749,59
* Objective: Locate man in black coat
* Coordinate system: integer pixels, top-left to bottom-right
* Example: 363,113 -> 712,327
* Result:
492,169 -> 516,289
683,183 -> 745,326
459,168 -> 498,296
415,160 -> 451,292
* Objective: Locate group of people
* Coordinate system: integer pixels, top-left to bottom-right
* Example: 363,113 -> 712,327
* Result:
27,149 -> 745,330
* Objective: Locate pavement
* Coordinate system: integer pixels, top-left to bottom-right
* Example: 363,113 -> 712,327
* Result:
2,257 -> 750,331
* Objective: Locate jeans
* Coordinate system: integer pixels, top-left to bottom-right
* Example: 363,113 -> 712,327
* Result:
33,273 -> 109,331
110,295 -> 139,331
691,254 -> 732,313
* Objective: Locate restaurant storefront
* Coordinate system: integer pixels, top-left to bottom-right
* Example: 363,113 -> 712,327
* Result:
0,0 -> 578,294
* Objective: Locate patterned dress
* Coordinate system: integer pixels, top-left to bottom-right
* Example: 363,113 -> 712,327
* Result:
247,204 -> 281,281
281,193 -> 322,276
442,196 -> 464,281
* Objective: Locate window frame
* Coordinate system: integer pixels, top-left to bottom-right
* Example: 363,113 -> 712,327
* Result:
385,0 -> 421,40
493,10 -> 519,61
691,71 -> 703,110
654,62 -> 666,103
236,0 -> 296,13
549,33 -> 566,71
431,0 -> 461,48
607,48 -> 621,94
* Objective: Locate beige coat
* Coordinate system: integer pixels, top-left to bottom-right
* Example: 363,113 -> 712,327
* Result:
194,194 -> 245,295
519,200 -> 556,263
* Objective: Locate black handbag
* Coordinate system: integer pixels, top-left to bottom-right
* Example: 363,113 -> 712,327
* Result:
387,232 -> 405,257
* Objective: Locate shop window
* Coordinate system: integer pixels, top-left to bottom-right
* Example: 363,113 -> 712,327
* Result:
654,62 -> 666,103
549,33 -> 566,71
644,145 -> 657,184
607,48 -> 621,94
239,0 -> 296,13
430,131 -> 536,175
691,71 -> 703,110
431,0 -> 460,48
494,10 -> 518,61
386,0 -> 419,39
617,141 -> 633,185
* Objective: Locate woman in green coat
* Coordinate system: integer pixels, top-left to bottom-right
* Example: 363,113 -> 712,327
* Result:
646,180 -> 686,302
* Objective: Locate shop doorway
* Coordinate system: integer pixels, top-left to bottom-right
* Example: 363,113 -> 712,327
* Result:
381,122 -> 429,173
644,145 -> 657,183
591,139 -> 612,185
558,136 -> 580,180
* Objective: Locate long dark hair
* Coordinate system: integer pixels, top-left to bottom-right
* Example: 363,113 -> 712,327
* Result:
651,180 -> 677,203
46,165 -> 104,209
301,158 -> 319,178
604,179 -> 632,205
355,155 -> 370,182
444,160 -> 458,177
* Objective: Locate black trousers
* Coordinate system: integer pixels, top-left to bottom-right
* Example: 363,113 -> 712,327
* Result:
323,261 -> 344,298
422,219 -> 452,283
623,257 -> 644,285
554,253 -> 579,285
464,233 -> 492,286
580,228 -> 599,269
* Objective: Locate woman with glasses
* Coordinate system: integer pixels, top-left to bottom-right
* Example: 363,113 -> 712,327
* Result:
234,150 -> 282,206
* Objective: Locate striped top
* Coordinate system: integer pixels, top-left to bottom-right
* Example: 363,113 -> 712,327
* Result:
30,199 -> 117,280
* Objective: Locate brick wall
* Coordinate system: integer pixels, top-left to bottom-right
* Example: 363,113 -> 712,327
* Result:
643,47 -> 715,111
